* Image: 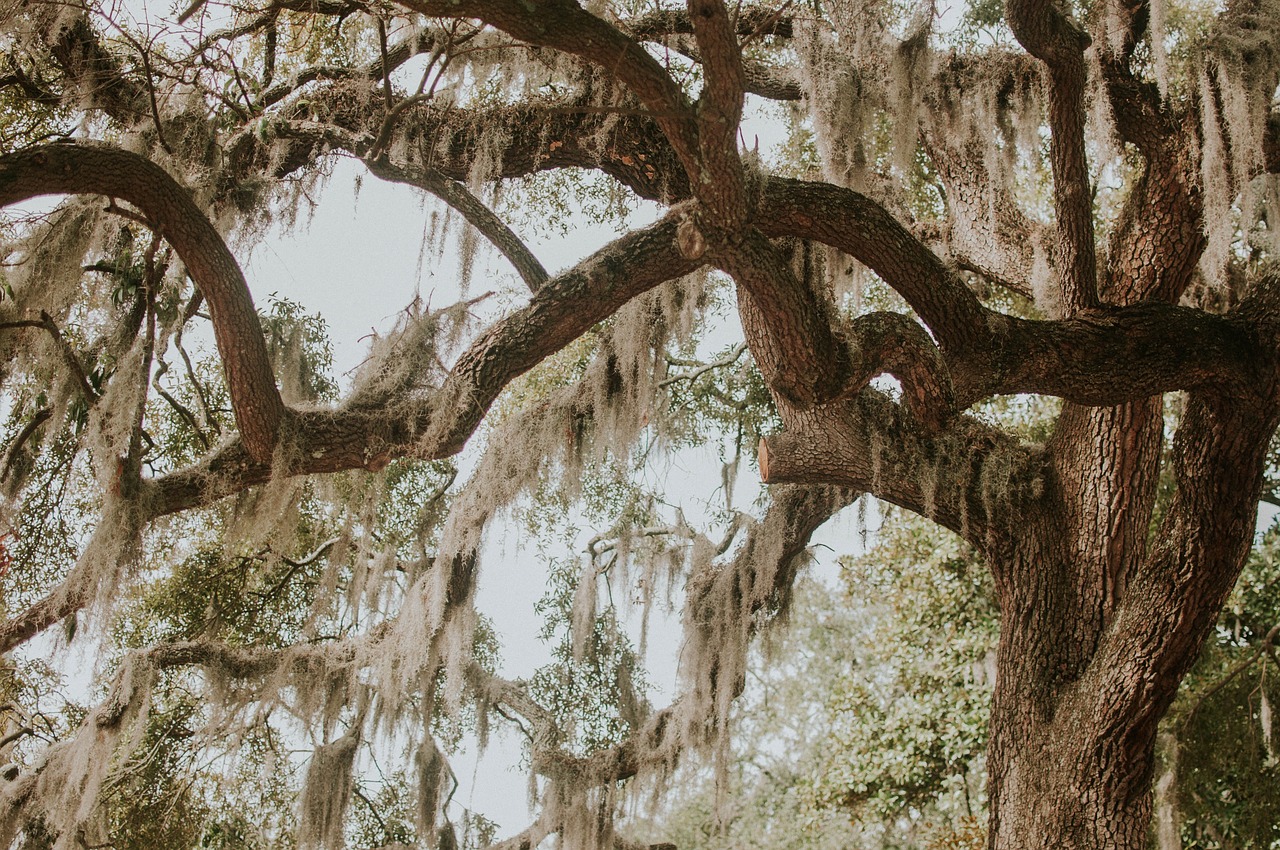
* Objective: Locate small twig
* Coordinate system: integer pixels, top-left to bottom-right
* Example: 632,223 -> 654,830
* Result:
587,524 -> 696,560
103,23 -> 173,154
152,361 -> 210,449
173,310 -> 220,435
659,342 -> 748,388
352,783 -> 389,835
255,537 -> 341,602
224,50 -> 255,112
103,199 -> 158,231
1183,623 -> 1280,730
1,313 -> 99,403
0,407 -> 51,486
0,726 -> 33,750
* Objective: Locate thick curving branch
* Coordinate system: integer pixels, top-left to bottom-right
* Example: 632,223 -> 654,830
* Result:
756,177 -> 991,355
1062,391 -> 1280,794
624,6 -> 793,41
138,207 -> 701,524
398,0 -> 702,177
974,304 -> 1272,408
759,391 -> 1043,550
718,230 -> 852,406
1101,142 -> 1205,304
753,178 -> 1271,410
845,312 -> 956,431
0,142 -> 285,462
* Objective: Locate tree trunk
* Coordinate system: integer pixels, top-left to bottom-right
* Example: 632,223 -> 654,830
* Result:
982,390 -> 1279,849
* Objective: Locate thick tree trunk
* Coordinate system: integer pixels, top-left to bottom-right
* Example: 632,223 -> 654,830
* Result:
982,390 -> 1279,849
986,498 -> 1159,849
987,687 -> 1155,847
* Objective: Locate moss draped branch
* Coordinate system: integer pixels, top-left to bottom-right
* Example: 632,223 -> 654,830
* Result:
398,0 -> 702,178
0,142 -> 285,462
1006,0 -> 1098,314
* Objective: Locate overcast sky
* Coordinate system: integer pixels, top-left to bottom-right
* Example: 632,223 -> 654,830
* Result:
235,114 -> 868,833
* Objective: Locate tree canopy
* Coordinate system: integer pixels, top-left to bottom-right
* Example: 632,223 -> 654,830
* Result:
3,0 -> 1280,848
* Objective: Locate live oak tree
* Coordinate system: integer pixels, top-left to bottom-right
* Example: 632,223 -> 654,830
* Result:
2,0 -> 1280,847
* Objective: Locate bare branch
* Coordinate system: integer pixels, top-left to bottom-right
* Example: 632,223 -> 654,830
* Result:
0,408 -> 52,484
659,342 -> 746,387
1180,623 -> 1280,729
362,153 -> 548,291
0,312 -> 98,404
757,177 -> 990,356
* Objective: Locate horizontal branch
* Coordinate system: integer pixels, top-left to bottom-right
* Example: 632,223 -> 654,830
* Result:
753,178 -> 1274,410
976,304 -> 1273,408
398,0 -> 702,177
142,207 -> 701,517
623,7 -> 792,41
255,91 -> 689,203
760,390 -> 1045,548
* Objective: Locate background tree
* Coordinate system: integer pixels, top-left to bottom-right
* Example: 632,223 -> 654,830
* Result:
3,0 -> 1280,848
642,513 -> 996,850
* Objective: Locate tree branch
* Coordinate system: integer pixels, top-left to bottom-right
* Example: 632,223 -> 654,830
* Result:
0,408 -> 52,485
759,391 -> 1042,549
0,312 -> 99,404
719,230 -> 851,406
142,207 -> 701,519
0,142 -> 284,462
398,0 -> 702,178
688,0 -> 748,225
310,126 -> 549,291
1180,622 -> 1280,729
756,177 -> 990,355
1006,0 -> 1098,314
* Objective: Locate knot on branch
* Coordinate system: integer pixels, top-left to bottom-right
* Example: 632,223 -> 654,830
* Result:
843,312 -> 956,433
676,216 -> 707,259
1007,0 -> 1091,65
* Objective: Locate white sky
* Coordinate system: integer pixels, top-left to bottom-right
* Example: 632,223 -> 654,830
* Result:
0,82 -> 841,840
229,98 -> 859,836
